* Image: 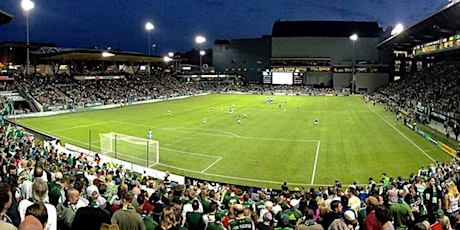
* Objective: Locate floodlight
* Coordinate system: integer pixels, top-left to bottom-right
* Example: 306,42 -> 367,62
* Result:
391,24 -> 404,35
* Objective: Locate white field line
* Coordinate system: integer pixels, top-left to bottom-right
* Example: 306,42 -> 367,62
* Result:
50,121 -> 113,132
310,141 -> 321,185
167,127 -> 240,137
161,147 -> 220,159
360,99 -> 436,162
16,121 -> 96,146
156,162 -> 332,186
19,120 -> 322,186
114,120 -> 318,142
201,157 -> 222,173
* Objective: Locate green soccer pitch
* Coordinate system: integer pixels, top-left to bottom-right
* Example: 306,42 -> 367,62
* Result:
13,94 -> 452,188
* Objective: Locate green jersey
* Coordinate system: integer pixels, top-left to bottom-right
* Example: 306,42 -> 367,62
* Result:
227,217 -> 254,230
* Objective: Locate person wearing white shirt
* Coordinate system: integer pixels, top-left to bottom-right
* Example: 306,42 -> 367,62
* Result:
18,177 -> 33,201
18,179 -> 57,230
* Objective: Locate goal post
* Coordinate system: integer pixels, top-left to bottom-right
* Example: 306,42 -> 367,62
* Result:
99,132 -> 159,167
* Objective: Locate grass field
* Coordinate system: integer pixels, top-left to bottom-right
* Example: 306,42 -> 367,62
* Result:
13,94 -> 452,188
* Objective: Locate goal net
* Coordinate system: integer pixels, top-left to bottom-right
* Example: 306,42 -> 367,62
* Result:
99,132 -> 159,167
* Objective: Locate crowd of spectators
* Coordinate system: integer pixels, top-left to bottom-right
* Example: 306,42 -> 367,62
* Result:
14,73 -> 231,109
380,60 -> 460,116
1,119 -> 460,230
13,72 -> 352,112
15,75 -> 69,107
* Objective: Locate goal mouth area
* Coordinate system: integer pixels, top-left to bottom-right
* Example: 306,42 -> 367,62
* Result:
99,132 -> 159,166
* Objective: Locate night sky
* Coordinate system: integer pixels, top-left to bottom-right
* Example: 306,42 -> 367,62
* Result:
0,0 -> 448,55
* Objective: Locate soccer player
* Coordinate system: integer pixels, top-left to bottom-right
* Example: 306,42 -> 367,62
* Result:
148,129 -> 153,140
278,103 -> 282,109
168,109 -> 171,117
202,117 -> 207,125
297,105 -> 300,112
315,118 -> 319,125
237,116 -> 241,125
210,105 -> 214,112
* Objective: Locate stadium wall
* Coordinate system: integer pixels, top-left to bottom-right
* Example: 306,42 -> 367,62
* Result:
355,73 -> 389,93
213,37 -> 271,83
332,73 -> 351,89
271,37 -> 380,64
304,72 -> 332,87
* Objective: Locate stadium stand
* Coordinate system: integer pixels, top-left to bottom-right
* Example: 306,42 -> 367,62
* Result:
380,60 -> 460,115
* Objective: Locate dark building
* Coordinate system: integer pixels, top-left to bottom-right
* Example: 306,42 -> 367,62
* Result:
213,20 -> 388,92
212,37 -> 271,83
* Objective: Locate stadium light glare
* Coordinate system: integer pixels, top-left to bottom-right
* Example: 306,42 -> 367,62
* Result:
349,34 -> 358,94
168,52 -> 174,57
391,23 -> 404,35
145,22 -> 154,56
145,22 -> 154,31
163,56 -> 172,62
21,0 -> 34,11
195,36 -> 206,44
22,0 -> 34,77
102,52 -> 114,57
349,34 -> 358,41
195,36 -> 206,73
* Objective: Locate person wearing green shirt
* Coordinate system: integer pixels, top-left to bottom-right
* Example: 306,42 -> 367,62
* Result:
227,204 -> 255,230
390,190 -> 414,230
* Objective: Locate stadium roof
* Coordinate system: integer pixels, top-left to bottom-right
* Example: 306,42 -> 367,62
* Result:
37,49 -> 163,63
272,20 -> 383,38
377,1 -> 460,50
0,9 -> 13,25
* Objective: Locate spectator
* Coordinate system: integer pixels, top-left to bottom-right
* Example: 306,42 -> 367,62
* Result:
184,199 -> 204,230
390,190 -> 414,229
227,204 -> 254,230
364,196 -> 380,230
444,181 -> 460,229
56,188 -> 79,230
25,202 -> 48,229
71,205 -> 111,230
328,210 -> 358,230
424,177 -> 442,223
155,206 -> 179,230
319,200 -> 342,230
18,179 -> 57,230
0,182 -> 16,230
111,192 -> 145,230
374,205 -> 394,230
297,208 -> 323,230
19,215 -> 43,230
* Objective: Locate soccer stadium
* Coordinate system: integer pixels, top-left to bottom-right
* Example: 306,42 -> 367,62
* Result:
1,1 -> 460,230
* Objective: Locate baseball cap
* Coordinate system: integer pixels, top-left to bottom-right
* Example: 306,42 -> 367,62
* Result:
86,185 -> 99,198
436,209 -> 445,217
343,210 -> 358,224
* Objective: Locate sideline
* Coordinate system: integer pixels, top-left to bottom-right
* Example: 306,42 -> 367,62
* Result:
360,98 -> 436,162
310,141 -> 321,185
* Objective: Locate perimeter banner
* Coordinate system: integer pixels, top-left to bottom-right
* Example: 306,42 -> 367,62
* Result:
440,143 -> 457,157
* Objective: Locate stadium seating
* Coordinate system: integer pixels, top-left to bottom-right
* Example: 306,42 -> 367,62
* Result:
0,70 -> 459,230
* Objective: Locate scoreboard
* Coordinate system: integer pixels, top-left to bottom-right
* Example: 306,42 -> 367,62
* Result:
262,70 -> 303,85
293,72 -> 303,84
